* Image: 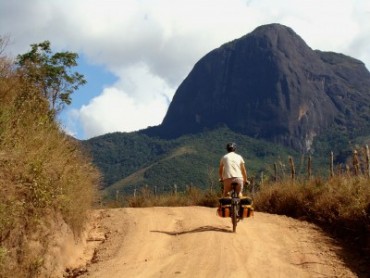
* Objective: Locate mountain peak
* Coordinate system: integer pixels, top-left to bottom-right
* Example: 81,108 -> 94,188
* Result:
144,24 -> 370,152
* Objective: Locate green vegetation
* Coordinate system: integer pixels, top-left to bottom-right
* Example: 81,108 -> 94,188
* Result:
84,128 -> 332,202
0,39 -> 99,277
16,40 -> 86,114
83,132 -> 178,187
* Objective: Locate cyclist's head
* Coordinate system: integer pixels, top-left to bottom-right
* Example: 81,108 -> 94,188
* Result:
226,142 -> 236,152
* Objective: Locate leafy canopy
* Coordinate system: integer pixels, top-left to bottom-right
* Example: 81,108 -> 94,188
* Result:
16,40 -> 86,114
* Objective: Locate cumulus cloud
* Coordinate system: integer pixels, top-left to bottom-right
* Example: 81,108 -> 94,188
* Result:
77,62 -> 172,138
1,0 -> 369,139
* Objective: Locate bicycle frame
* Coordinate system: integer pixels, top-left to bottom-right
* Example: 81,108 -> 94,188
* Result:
218,180 -> 253,232
230,182 -> 240,233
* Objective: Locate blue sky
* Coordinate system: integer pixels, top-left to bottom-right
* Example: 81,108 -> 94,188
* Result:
1,0 -> 370,140
59,55 -> 118,139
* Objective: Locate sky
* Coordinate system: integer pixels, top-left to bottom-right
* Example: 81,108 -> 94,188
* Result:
1,0 -> 369,140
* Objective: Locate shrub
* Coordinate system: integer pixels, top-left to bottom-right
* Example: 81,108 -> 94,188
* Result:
254,176 -> 370,255
0,48 -> 100,276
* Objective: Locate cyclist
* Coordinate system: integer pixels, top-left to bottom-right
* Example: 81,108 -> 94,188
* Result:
219,142 -> 248,197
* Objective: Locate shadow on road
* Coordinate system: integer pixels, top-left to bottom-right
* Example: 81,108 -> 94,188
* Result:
151,225 -> 232,235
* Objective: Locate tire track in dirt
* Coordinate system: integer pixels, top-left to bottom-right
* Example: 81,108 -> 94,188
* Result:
78,207 -> 357,278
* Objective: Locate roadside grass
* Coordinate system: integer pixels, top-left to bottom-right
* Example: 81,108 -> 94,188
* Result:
110,174 -> 369,258
0,54 -> 100,276
109,186 -> 220,208
253,176 -> 370,258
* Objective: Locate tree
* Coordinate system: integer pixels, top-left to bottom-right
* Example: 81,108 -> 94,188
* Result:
16,41 -> 86,114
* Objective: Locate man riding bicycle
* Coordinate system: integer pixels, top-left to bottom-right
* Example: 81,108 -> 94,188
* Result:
219,142 -> 248,197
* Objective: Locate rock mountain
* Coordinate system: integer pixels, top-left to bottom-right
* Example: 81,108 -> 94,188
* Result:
144,23 -> 370,152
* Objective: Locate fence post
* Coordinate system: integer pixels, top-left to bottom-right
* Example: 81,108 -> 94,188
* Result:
307,155 -> 312,180
345,164 -> 350,177
330,151 -> 334,178
173,184 -> 177,195
273,163 -> 277,182
279,161 -> 286,178
207,166 -> 215,193
353,150 -> 360,176
260,171 -> 264,186
289,156 -> 295,180
365,145 -> 370,178
251,177 -> 255,198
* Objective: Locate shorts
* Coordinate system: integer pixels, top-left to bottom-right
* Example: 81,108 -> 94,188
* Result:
223,177 -> 243,196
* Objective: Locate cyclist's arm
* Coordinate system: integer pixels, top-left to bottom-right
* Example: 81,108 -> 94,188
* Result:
219,162 -> 224,181
241,163 -> 247,183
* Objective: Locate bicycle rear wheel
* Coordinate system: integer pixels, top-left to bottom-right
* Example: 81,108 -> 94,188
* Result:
232,204 -> 237,232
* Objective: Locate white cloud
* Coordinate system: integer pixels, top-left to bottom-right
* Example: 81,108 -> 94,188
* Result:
1,0 -> 370,139
76,62 -> 172,138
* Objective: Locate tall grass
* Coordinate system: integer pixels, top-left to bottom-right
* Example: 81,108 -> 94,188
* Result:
0,53 -> 100,276
254,176 -> 370,255
108,185 -> 220,208
112,173 -> 369,258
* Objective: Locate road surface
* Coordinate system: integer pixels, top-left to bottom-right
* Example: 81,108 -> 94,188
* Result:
77,207 -> 356,278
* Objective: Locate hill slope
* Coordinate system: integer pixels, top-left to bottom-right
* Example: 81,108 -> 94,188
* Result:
82,128 -> 331,199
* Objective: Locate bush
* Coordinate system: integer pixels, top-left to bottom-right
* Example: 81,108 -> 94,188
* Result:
0,49 -> 100,276
254,176 -> 370,255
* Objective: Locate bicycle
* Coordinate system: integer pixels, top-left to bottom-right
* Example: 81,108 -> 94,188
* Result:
217,181 -> 253,233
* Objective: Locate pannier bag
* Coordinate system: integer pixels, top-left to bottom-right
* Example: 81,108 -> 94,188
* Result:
217,205 -> 231,217
217,197 -> 231,217
217,197 -> 254,218
239,205 -> 254,218
240,196 -> 253,206
240,196 -> 254,218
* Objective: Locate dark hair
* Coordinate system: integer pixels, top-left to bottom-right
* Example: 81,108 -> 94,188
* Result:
226,142 -> 236,152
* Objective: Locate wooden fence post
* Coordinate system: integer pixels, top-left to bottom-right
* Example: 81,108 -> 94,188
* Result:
251,177 -> 255,198
289,156 -> 295,180
307,155 -> 312,180
207,166 -> 215,193
330,151 -> 334,178
345,164 -> 350,177
353,150 -> 360,176
260,171 -> 264,186
365,145 -> 370,178
273,163 -> 277,181
279,161 -> 286,178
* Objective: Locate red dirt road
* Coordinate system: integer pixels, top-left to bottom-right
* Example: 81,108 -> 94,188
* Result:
78,207 -> 357,278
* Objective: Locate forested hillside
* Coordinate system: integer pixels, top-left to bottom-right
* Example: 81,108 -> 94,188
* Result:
83,127 -> 331,200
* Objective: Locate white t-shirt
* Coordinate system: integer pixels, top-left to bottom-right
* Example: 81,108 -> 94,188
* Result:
220,152 -> 245,179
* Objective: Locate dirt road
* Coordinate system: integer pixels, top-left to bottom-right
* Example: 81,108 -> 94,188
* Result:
78,207 -> 357,278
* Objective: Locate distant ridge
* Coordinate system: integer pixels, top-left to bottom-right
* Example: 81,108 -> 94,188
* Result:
143,23 -> 370,152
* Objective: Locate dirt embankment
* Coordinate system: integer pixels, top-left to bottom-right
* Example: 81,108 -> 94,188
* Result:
66,207 -> 365,278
